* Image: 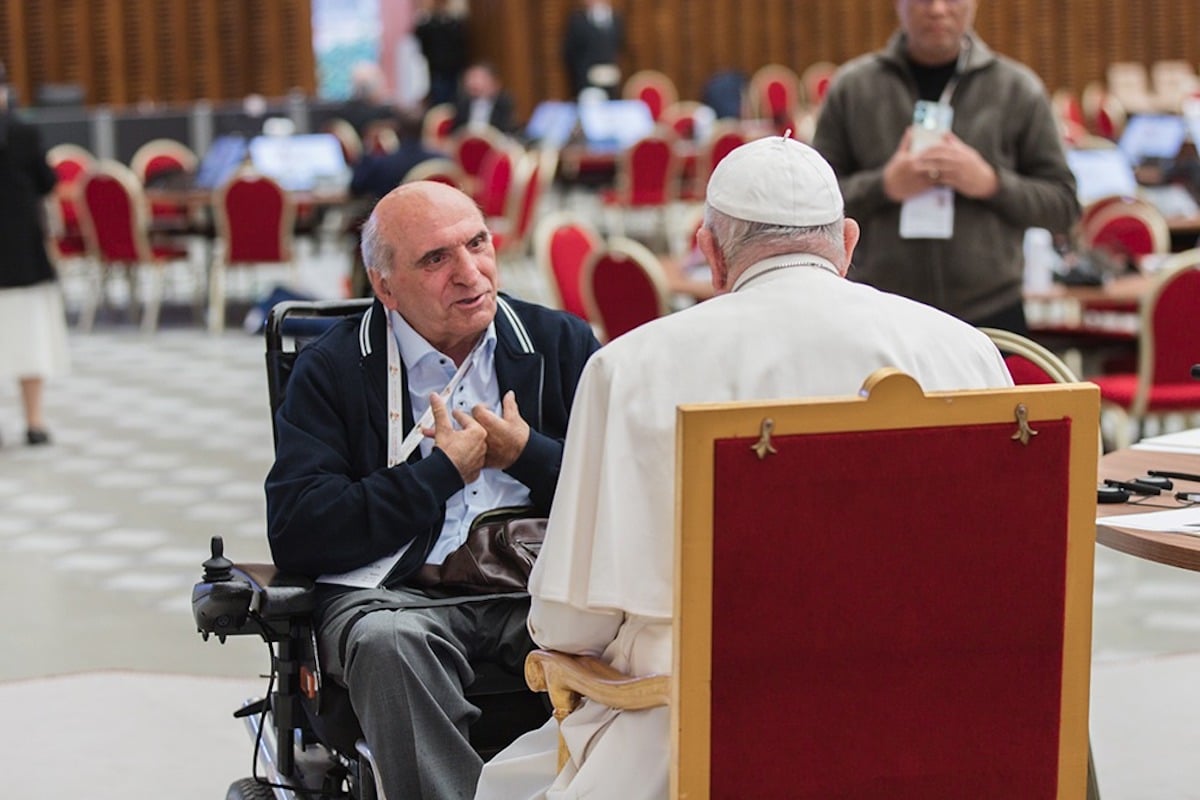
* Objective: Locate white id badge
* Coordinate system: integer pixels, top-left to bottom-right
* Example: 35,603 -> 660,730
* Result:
900,186 -> 955,239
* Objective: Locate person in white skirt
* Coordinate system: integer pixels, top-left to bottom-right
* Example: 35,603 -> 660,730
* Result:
0,62 -> 69,446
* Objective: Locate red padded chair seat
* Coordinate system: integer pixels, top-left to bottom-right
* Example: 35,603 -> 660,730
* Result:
1093,374 -> 1200,410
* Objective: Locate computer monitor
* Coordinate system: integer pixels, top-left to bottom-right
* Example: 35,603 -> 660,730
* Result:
1066,148 -> 1139,205
1117,114 -> 1189,164
247,133 -> 350,191
525,101 -> 578,148
194,135 -> 249,190
577,99 -> 656,153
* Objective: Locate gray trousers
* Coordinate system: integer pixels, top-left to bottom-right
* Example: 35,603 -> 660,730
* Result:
317,588 -> 534,800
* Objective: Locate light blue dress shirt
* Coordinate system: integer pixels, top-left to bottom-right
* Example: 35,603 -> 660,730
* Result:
389,309 -> 532,565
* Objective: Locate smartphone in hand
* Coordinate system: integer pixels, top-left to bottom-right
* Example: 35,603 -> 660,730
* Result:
910,100 -> 953,153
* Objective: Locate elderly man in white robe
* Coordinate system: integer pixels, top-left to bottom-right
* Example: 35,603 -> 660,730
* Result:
474,135 -> 1014,800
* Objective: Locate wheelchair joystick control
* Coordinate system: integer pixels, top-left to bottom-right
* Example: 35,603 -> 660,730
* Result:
192,536 -> 254,643
201,535 -> 234,582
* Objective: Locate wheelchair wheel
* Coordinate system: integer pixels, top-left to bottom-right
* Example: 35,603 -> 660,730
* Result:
225,777 -> 277,800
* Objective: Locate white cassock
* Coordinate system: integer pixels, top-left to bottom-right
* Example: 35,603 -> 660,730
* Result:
474,255 -> 1014,800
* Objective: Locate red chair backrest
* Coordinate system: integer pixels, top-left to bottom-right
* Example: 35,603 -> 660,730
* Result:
624,135 -> 676,206
1003,354 -> 1059,385
587,247 -> 666,341
1091,214 -> 1158,260
79,169 -> 144,262
219,174 -> 292,263
475,147 -> 516,219
1149,266 -> 1200,385
510,155 -> 547,246
637,85 -> 669,122
548,222 -> 597,320
456,133 -> 500,180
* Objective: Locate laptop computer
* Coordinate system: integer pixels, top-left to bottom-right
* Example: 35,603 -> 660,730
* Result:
247,133 -> 350,192
1117,114 -> 1189,165
1066,147 -> 1139,205
192,135 -> 250,190
577,99 -> 655,153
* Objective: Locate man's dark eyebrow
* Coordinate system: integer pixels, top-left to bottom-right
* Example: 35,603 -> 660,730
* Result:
414,228 -> 490,267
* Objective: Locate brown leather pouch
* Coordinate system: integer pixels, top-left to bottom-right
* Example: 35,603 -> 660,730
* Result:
435,506 -> 547,594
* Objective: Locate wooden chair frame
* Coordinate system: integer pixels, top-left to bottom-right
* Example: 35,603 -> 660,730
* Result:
623,69 -> 680,122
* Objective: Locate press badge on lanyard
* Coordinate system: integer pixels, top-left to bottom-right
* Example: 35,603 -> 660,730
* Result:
899,41 -> 969,241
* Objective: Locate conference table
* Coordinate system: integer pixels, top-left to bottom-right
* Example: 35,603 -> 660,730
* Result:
1096,441 -> 1200,572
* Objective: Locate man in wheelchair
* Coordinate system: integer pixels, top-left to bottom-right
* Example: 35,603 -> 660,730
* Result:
263,180 -> 600,799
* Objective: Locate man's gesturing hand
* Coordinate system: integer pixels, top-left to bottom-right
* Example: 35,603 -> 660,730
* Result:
425,392 -> 487,484
472,390 -> 531,470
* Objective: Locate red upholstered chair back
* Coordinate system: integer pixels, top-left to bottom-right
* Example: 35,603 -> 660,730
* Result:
535,214 -> 600,323
674,371 -> 1099,799
131,139 -> 198,184
616,129 -> 679,207
534,211 -> 602,321
623,70 -> 679,122
582,236 -> 670,342
1147,261 -> 1200,387
1081,198 -> 1170,263
502,149 -> 556,255
77,161 -> 151,263
453,127 -> 507,182
981,327 -> 1079,386
215,172 -> 294,264
47,144 -> 96,253
1004,354 -> 1059,385
475,146 -> 518,219
749,64 -> 802,122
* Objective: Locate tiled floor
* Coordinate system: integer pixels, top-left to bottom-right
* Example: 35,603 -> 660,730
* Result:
3,241 -> 1200,798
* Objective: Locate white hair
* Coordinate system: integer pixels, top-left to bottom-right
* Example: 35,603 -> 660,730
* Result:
703,205 -> 845,271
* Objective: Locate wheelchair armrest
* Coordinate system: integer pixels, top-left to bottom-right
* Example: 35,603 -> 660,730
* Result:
524,648 -> 670,771
192,536 -> 317,642
233,563 -> 317,619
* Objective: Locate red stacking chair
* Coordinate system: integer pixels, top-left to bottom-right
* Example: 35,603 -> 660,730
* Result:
1079,196 -> 1170,268
802,61 -> 838,108
452,125 -> 510,196
746,64 -> 803,130
581,236 -> 671,342
210,170 -> 296,333
421,103 -> 457,154
981,327 -> 1080,385
76,160 -> 194,332
533,210 -> 603,321
46,144 -> 96,264
130,138 -> 199,231
474,143 -> 521,221
1089,249 -> 1200,448
601,126 -> 681,244
492,149 -> 558,260
623,69 -> 679,122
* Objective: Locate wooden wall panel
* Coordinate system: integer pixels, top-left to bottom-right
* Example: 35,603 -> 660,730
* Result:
0,0 -> 1197,116
0,0 -> 314,108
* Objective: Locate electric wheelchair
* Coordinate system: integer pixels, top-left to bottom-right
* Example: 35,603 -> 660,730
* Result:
192,299 -> 548,800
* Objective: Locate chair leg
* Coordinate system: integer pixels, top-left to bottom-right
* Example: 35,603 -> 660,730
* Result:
140,264 -> 164,334
78,262 -> 104,333
207,259 -> 226,335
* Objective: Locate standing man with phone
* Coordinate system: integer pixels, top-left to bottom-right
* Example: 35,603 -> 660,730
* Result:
812,0 -> 1078,336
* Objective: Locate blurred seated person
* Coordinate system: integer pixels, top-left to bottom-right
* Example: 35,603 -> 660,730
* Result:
341,61 -> 397,136
451,62 -> 518,135
350,110 -> 444,200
